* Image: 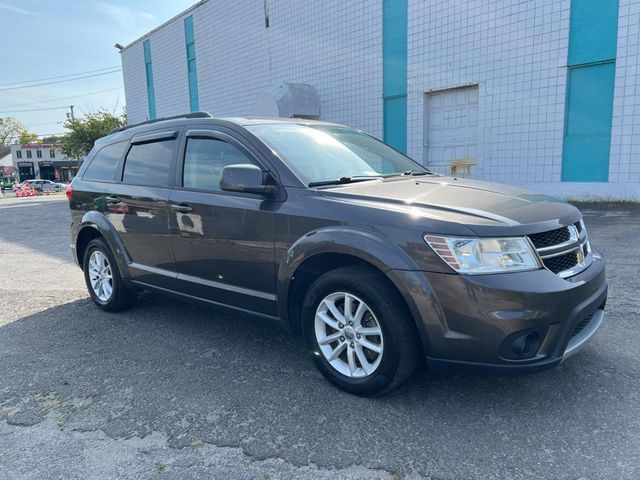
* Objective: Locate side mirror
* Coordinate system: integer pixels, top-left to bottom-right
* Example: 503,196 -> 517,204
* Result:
220,164 -> 277,195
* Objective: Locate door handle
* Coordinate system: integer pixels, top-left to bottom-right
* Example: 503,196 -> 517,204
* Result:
105,196 -> 121,204
170,203 -> 193,213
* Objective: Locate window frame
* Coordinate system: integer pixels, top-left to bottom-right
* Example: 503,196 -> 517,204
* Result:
175,128 -> 270,197
119,129 -> 180,188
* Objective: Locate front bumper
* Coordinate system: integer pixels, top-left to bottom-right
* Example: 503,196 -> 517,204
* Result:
387,249 -> 607,374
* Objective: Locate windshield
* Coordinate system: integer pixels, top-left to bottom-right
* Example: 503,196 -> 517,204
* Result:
247,124 -> 427,185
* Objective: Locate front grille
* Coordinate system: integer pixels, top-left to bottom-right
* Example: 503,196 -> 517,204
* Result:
527,223 -> 590,278
528,227 -> 570,249
571,312 -> 595,337
544,251 -> 579,274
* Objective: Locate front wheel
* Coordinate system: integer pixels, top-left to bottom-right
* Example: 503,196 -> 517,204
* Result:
83,238 -> 137,312
301,265 -> 420,396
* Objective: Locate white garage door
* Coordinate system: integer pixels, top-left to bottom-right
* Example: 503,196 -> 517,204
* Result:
425,85 -> 479,176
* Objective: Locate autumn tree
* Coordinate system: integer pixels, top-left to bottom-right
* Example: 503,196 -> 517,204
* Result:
0,117 -> 27,147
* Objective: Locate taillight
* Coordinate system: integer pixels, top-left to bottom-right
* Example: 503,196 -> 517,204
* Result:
65,183 -> 73,201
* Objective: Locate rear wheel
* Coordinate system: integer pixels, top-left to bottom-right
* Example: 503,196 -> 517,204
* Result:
301,265 -> 420,396
83,238 -> 136,312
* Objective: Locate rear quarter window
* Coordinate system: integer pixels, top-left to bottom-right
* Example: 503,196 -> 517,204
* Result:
122,138 -> 177,187
83,141 -> 128,182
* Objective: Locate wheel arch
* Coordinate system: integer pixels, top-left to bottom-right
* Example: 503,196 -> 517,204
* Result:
277,228 -> 428,348
75,211 -> 131,279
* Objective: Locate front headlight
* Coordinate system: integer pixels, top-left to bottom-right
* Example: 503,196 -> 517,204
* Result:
424,235 -> 541,274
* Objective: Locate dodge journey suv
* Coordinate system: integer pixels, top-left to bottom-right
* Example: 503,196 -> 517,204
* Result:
68,112 -> 607,395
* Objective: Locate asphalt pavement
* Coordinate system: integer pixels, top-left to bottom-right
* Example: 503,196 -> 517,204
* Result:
0,195 -> 638,479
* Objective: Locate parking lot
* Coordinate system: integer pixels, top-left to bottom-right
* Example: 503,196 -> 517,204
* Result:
0,195 -> 638,480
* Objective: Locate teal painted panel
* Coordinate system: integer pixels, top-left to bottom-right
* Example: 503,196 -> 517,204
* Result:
562,62 -> 615,182
569,0 -> 619,65
384,96 -> 407,153
562,136 -> 611,182
382,0 -> 407,97
184,16 -> 199,112
143,40 -> 156,120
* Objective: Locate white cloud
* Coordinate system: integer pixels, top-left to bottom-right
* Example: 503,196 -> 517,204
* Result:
95,3 -> 157,30
0,3 -> 37,16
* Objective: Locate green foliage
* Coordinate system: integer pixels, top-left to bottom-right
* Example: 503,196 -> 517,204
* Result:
61,110 -> 126,159
0,117 -> 27,147
18,131 -> 39,144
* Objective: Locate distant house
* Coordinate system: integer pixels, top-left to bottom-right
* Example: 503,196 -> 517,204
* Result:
0,146 -> 15,178
9,144 -> 82,182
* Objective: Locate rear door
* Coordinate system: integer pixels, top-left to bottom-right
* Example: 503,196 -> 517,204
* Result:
105,129 -> 179,290
168,128 -> 278,315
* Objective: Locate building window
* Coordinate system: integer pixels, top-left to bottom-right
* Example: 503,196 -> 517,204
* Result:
16,150 -> 22,159
50,149 -> 56,158
184,16 -> 199,112
36,150 -> 42,158
26,150 -> 32,159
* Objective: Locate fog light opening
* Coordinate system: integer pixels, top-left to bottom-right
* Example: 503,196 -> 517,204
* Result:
512,331 -> 540,358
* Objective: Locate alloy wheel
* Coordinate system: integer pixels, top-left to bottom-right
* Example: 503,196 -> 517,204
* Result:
88,250 -> 113,302
314,292 -> 384,378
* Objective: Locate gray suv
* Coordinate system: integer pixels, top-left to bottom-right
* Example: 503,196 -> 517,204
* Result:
68,113 -> 607,395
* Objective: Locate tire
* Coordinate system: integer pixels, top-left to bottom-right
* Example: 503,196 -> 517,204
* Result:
83,237 -> 137,312
301,265 -> 420,396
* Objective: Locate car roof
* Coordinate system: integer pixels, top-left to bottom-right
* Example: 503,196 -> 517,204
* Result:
96,113 -> 344,148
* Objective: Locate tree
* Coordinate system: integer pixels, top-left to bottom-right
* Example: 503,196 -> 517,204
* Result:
18,131 -> 40,144
61,110 -> 126,159
0,117 -> 27,147
41,135 -> 62,144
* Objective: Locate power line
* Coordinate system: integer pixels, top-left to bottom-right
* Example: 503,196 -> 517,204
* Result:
0,66 -> 121,87
0,105 -> 71,114
0,86 -> 124,109
0,69 -> 122,92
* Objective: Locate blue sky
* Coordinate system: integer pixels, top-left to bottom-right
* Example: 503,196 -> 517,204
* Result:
0,0 -> 195,137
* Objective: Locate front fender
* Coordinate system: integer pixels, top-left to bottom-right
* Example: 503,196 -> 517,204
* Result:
276,226 -> 424,321
77,211 -> 131,279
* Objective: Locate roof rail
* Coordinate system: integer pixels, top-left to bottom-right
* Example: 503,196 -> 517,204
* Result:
110,111 -> 213,134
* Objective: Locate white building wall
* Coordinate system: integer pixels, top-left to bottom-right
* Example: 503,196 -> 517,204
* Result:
610,0 -> 640,187
122,0 -> 383,138
120,0 -> 639,199
407,0 -> 569,185
121,42 -> 149,122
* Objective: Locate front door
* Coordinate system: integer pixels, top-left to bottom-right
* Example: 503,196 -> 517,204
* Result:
169,129 -> 277,316
106,130 -> 179,290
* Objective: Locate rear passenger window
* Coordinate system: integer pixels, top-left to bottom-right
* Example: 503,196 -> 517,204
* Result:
183,138 -> 253,191
83,142 -> 127,182
123,138 -> 176,187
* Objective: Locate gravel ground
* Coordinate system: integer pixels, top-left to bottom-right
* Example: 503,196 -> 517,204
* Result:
0,195 -> 638,480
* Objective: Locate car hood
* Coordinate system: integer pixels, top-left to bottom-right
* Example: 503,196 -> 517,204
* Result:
318,176 -> 581,235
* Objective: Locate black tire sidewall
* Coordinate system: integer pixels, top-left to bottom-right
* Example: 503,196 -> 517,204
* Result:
301,268 -> 407,395
83,238 -> 122,311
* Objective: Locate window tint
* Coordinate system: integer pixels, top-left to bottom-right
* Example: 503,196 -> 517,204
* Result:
183,138 -> 253,191
84,141 -> 128,182
123,138 -> 176,187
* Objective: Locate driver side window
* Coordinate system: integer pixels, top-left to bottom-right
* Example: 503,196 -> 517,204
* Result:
183,138 -> 253,191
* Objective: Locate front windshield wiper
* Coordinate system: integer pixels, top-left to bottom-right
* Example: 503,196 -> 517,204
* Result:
308,176 -> 381,187
381,169 -> 432,179
402,169 -> 430,176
